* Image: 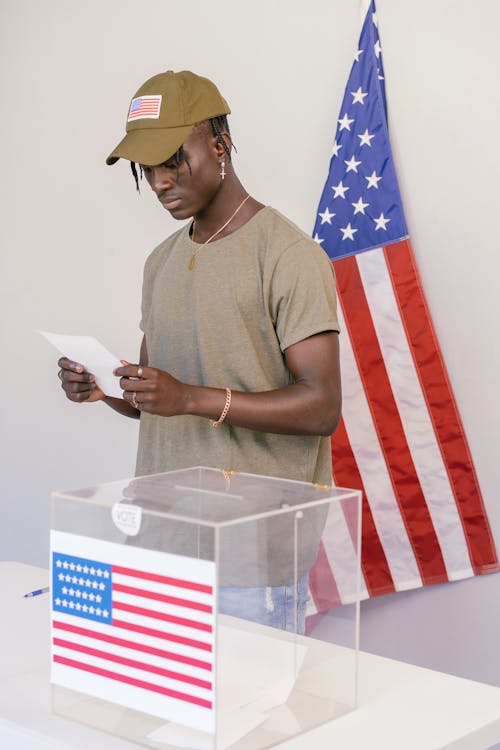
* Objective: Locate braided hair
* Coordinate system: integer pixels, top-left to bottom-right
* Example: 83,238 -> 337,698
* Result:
130,115 -> 234,191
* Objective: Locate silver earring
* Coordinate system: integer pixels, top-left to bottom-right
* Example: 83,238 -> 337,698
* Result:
219,160 -> 226,180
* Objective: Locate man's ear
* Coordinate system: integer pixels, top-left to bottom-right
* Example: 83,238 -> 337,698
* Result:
214,132 -> 232,157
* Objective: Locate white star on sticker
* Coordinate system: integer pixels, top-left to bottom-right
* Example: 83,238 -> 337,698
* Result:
319,207 -> 335,224
331,140 -> 342,157
55,597 -> 61,606
62,561 -> 69,569
374,40 -> 382,58
352,197 -> 369,215
99,582 -> 106,590
313,233 -> 324,245
103,571 -> 110,578
58,573 -> 64,581
56,560 -> 62,568
354,48 -> 363,62
340,223 -> 358,241
374,213 -> 391,230
338,113 -> 354,131
351,87 -> 368,105
366,170 -> 382,189
332,180 -> 350,199
344,155 -> 362,173
358,129 -> 375,147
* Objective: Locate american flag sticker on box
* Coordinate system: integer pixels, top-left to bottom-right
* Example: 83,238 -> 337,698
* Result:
50,530 -> 216,733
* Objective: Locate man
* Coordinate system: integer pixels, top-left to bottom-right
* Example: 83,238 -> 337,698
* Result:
58,70 -> 341,631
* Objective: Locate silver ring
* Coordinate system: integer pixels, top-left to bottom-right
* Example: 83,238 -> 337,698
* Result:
132,392 -> 139,409
137,366 -> 143,378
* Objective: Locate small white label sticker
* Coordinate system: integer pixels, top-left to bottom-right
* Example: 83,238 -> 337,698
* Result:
111,502 -> 142,536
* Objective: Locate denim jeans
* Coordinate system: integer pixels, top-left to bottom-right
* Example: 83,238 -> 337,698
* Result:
218,573 -> 309,635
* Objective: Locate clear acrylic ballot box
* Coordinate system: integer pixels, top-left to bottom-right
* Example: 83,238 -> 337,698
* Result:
50,467 -> 362,750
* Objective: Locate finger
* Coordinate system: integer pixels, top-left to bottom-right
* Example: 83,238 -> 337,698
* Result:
120,377 -> 150,393
115,364 -> 149,379
58,357 -> 86,373
64,381 -> 96,395
60,369 -> 95,384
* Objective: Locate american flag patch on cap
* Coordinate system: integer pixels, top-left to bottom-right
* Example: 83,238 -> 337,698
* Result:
127,95 -> 162,122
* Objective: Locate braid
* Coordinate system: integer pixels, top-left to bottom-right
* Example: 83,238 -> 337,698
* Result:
130,162 -> 143,192
210,116 -> 235,160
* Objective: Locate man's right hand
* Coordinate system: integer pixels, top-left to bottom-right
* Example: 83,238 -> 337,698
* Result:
57,357 -> 104,403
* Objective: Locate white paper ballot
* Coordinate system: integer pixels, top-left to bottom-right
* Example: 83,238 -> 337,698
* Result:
40,330 -> 123,398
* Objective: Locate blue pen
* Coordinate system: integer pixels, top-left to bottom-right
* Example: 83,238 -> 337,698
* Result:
23,586 -> 50,598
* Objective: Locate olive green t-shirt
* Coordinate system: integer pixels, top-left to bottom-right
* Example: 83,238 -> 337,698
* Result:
136,205 -> 339,485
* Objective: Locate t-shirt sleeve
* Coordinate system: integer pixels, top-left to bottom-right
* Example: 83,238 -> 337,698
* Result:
269,238 -> 340,352
139,243 -> 166,333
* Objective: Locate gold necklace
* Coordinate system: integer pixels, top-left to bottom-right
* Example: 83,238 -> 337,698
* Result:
188,194 -> 251,270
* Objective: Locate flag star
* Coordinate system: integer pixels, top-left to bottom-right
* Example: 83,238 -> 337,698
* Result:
76,564 -> 82,572
89,606 -> 95,615
351,87 -> 368,105
90,567 -> 96,576
319,207 -> 335,224
78,577 -> 84,586
332,180 -> 350,199
99,582 -> 106,590
373,12 -> 378,27
89,593 -> 95,601
56,560 -> 62,568
103,571 -> 110,578
366,170 -> 382,189
377,68 -> 385,81
354,48 -> 363,62
82,604 -> 88,612
374,212 -> 391,230
96,595 -> 102,603
344,155 -> 362,173
55,597 -> 61,606
96,608 -> 102,617
69,562 -> 75,571
62,561 -> 69,569
75,602 -> 82,611
83,566 -> 89,574
62,586 -> 68,595
96,569 -> 103,577
71,576 -> 78,584
69,588 -> 75,596
75,590 -> 81,598
331,140 -> 342,157
58,573 -> 64,581
69,601 -> 75,609
103,609 -> 109,618
374,39 -> 382,58
82,592 -> 88,600
338,113 -> 354,131
352,197 -> 369,215
313,233 -> 324,245
65,575 -> 71,582
62,599 -> 68,607
340,223 -> 358,241
92,581 -> 99,589
358,128 -> 375,147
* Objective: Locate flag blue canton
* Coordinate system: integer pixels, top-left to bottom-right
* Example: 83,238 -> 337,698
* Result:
313,0 -> 408,260
52,552 -> 112,624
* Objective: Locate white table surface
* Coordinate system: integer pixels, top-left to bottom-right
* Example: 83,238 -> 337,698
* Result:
2,561 -> 500,750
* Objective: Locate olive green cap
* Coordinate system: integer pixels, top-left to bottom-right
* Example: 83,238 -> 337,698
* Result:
106,70 -> 231,167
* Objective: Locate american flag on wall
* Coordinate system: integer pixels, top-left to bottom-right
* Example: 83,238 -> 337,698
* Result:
308,0 -> 498,609
50,531 -> 216,733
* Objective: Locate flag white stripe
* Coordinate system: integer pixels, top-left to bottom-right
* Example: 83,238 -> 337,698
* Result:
112,571 -> 213,607
114,605 -> 213,645
357,249 -> 474,578
337,299 -> 423,589
113,589 -> 214,626
321,501 -> 368,604
52,621 -> 211,682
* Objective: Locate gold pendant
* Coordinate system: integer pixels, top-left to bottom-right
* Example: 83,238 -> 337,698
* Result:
188,255 -> 195,270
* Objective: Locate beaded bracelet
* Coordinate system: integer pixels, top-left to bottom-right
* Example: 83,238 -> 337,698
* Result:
212,388 -> 231,427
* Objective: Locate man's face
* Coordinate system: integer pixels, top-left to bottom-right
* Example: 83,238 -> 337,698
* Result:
140,126 -> 221,220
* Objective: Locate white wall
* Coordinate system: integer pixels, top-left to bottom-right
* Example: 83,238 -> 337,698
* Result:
2,0 -> 499,698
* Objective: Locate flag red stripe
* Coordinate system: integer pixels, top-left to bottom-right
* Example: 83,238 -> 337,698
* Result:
385,240 -> 499,572
112,565 -> 212,594
113,601 -> 212,633
335,254 -> 448,583
53,637 -> 212,690
331,417 -> 396,596
113,583 -> 212,613
112,617 -> 212,652
53,655 -> 212,709
308,540 -> 342,612
53,620 -> 212,670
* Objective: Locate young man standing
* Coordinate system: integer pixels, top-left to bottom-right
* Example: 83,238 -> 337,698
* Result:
58,70 -> 341,631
